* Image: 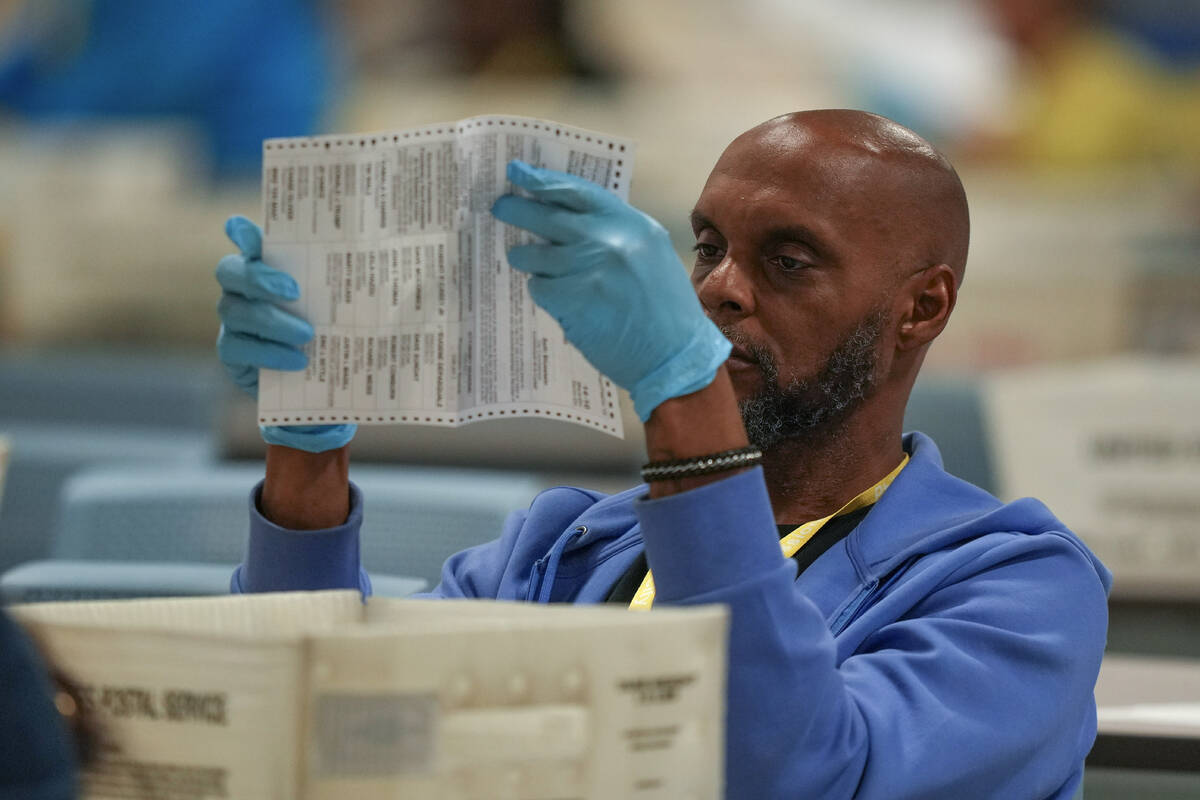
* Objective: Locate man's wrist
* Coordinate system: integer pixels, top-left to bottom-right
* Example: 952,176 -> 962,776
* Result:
630,320 -> 732,422
642,366 -> 751,498
262,444 -> 351,530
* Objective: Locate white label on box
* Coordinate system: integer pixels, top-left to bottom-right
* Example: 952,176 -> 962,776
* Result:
313,693 -> 438,776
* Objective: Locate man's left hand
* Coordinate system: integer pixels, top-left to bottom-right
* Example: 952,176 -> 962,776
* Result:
492,160 -> 731,421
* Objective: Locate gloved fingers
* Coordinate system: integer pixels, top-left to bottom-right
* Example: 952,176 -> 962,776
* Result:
505,161 -> 615,213
506,241 -> 595,278
216,253 -> 301,303
217,326 -> 308,371
225,215 -> 263,259
222,362 -> 260,396
218,294 -> 314,346
526,271 -> 593,313
525,274 -> 555,312
492,195 -> 594,245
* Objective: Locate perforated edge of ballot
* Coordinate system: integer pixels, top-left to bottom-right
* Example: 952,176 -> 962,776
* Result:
256,115 -> 636,439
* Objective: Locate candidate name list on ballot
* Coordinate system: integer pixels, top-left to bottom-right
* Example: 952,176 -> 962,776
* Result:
257,116 -> 634,438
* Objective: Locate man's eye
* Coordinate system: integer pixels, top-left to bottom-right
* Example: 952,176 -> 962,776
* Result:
692,243 -> 721,260
773,255 -> 812,272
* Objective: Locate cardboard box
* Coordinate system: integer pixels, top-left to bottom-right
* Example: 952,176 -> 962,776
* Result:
15,591 -> 728,799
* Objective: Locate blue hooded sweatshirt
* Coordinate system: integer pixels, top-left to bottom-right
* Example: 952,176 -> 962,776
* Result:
235,432 -> 1112,799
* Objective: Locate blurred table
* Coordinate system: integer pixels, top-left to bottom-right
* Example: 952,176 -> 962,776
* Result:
1089,655 -> 1200,782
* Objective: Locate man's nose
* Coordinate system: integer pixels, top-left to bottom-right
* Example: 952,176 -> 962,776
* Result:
695,256 -> 754,322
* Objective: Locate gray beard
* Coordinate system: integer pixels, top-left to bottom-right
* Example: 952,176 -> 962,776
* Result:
728,310 -> 886,452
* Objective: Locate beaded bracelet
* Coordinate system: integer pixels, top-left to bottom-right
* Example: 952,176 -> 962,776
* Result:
640,446 -> 763,483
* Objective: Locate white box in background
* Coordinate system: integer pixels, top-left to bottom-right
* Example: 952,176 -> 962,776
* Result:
982,358 -> 1200,599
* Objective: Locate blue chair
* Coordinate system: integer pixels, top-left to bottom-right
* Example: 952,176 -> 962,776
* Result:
25,462 -> 541,591
2,561 -> 242,603
0,349 -> 225,573
0,349 -> 222,431
0,423 -> 214,573
903,375 -> 997,495
48,463 -> 264,566
349,467 -> 544,589
0,561 -> 425,604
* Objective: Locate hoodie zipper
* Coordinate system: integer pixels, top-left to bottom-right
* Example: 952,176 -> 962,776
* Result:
830,579 -> 880,635
830,557 -> 917,635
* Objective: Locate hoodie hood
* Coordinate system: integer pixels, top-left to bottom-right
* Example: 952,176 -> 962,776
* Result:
851,432 -> 1113,594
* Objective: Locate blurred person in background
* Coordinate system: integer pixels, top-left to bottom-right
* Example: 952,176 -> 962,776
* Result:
0,0 -> 340,179
973,0 -> 1200,167
337,0 -> 616,84
447,0 -> 613,82
756,0 -> 1200,169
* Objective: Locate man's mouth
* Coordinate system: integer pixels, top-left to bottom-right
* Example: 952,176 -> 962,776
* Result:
727,345 -> 758,367
718,326 -> 772,382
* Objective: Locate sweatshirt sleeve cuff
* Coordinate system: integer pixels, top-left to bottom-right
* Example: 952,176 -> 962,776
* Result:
633,466 -> 787,602
232,480 -> 370,595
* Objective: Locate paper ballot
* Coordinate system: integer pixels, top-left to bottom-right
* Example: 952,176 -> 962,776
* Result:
14,591 -> 727,800
256,116 -> 635,438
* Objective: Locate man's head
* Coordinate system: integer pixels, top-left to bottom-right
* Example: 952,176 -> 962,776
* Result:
690,110 -> 969,451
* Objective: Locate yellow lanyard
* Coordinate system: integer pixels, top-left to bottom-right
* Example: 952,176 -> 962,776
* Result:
629,455 -> 910,611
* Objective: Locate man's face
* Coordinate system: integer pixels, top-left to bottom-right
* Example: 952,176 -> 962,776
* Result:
725,309 -> 886,450
690,126 -> 905,448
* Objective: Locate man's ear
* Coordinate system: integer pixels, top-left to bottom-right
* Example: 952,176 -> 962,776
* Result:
896,264 -> 956,352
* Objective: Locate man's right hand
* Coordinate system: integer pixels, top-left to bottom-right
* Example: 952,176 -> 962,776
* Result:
216,215 -> 356,453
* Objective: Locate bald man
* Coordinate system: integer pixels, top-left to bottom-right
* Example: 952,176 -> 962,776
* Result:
217,110 -> 1110,799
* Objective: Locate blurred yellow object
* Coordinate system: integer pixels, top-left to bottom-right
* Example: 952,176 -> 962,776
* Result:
1009,27 -> 1200,167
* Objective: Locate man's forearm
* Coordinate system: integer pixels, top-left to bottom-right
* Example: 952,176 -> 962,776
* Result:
261,444 -> 351,529
643,366 -> 751,499
259,366 -> 745,522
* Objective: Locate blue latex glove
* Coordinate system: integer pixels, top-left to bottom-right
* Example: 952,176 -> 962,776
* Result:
492,161 -> 731,421
216,216 -> 356,453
